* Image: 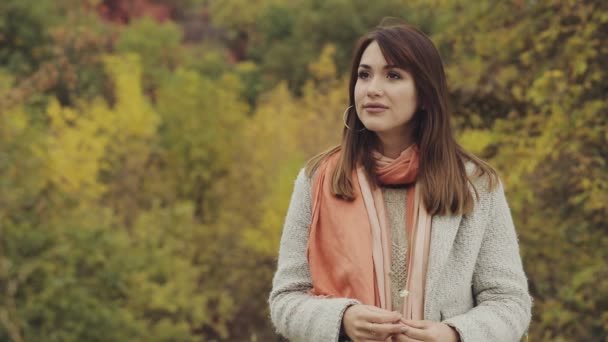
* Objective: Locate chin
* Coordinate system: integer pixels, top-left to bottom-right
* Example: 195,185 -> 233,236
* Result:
359,119 -> 388,133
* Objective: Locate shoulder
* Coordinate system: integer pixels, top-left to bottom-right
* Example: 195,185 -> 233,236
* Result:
292,168 -> 314,200
462,160 -> 508,217
464,160 -> 501,194
303,146 -> 342,181
295,167 -> 313,189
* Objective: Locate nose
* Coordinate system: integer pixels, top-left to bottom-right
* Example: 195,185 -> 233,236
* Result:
366,76 -> 383,97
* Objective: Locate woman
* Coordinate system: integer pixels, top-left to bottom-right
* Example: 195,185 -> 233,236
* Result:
268,22 -> 532,342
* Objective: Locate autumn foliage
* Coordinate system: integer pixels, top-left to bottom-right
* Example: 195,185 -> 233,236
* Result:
0,0 -> 606,341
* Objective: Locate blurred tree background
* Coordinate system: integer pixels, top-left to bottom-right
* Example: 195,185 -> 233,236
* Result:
0,0 -> 606,341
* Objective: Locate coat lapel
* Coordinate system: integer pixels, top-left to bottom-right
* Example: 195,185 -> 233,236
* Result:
425,214 -> 462,301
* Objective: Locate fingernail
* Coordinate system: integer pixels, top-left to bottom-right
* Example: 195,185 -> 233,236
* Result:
400,325 -> 408,333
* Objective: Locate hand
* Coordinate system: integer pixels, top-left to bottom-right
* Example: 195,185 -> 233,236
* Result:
342,304 -> 408,341
391,320 -> 460,342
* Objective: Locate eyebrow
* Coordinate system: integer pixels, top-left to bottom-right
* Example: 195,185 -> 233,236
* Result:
358,64 -> 400,70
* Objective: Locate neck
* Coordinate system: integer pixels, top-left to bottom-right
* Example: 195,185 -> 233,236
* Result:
376,130 -> 414,159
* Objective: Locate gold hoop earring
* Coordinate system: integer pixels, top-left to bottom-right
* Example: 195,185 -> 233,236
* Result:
343,105 -> 365,132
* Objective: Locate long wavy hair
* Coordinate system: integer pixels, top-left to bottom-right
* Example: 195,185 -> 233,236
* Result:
305,23 -> 497,216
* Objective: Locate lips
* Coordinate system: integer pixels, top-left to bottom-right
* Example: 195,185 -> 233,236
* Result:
363,103 -> 388,113
363,102 -> 389,109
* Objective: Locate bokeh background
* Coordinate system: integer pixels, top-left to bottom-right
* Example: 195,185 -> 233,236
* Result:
0,0 -> 606,341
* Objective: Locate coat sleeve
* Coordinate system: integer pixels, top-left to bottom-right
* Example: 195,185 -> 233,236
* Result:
442,180 -> 533,342
268,169 -> 360,342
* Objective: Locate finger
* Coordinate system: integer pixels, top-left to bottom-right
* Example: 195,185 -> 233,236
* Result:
391,333 -> 424,342
400,325 -> 428,340
354,321 -> 378,341
366,305 -> 396,314
361,307 -> 402,324
400,319 -> 429,329
367,321 -> 409,337
359,322 -> 398,341
358,321 -> 408,342
365,305 -> 399,316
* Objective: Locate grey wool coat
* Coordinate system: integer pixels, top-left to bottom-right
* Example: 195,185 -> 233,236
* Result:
268,166 -> 532,342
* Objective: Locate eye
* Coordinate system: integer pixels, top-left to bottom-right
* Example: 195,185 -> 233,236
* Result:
387,71 -> 402,80
357,70 -> 370,79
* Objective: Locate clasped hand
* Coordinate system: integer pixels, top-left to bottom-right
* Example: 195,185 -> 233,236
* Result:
342,304 -> 460,342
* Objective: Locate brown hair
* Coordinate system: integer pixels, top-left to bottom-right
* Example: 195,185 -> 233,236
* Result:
305,22 -> 498,216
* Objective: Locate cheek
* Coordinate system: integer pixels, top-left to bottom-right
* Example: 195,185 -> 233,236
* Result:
354,82 -> 365,104
395,84 -> 417,107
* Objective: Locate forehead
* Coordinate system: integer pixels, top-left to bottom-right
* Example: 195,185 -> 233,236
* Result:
359,41 -> 388,66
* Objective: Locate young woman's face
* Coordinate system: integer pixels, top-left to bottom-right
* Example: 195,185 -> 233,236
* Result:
354,41 -> 418,140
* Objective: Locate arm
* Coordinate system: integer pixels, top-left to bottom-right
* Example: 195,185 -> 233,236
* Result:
442,181 -> 532,342
268,169 -> 360,342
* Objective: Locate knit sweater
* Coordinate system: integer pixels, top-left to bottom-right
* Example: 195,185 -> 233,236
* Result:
268,167 -> 532,342
383,187 -> 408,313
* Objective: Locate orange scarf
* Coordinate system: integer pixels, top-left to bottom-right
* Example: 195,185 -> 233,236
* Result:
307,145 -> 432,319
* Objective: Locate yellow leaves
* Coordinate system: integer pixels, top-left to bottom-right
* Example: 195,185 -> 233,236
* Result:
155,65 -> 248,203
235,60 -> 257,74
246,82 -> 298,159
126,201 -> 239,340
458,129 -> 495,156
46,97 -> 109,200
519,50 -> 535,67
445,55 -> 485,94
45,54 -> 160,202
527,69 -> 566,106
216,73 -> 249,127
236,82 -> 300,199
242,158 -> 302,256
0,69 -> 15,96
236,51 -> 347,256
309,44 -> 337,82
102,54 -> 160,140
510,85 -> 525,101
573,176 -> 608,212
1,105 -> 51,204
599,11 -> 608,23
4,1 -> 606,340
1,105 -> 28,137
